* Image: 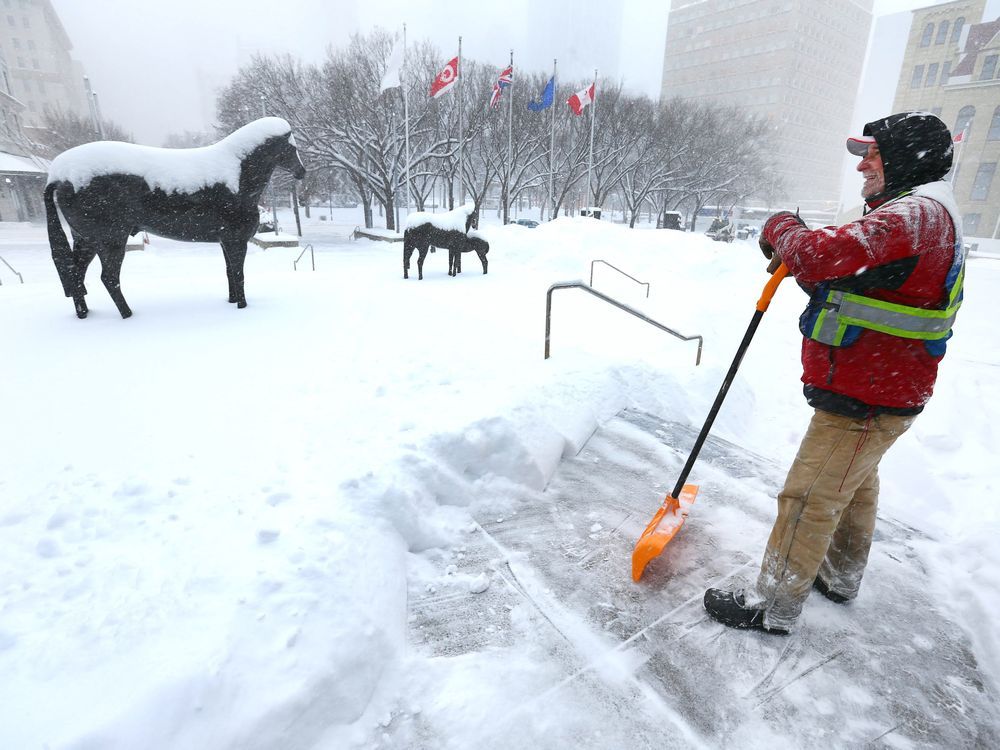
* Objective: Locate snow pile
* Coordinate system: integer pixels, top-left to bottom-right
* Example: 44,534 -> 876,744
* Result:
46,117 -> 293,194
0,211 -> 996,748
404,203 -> 476,232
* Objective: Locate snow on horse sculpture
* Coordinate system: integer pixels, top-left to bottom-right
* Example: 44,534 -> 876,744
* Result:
402,203 -> 489,280
44,117 -> 306,319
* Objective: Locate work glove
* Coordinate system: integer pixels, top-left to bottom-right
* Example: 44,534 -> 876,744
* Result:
759,211 -> 806,273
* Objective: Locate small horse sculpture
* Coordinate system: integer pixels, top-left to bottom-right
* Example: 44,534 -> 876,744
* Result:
403,204 -> 487,280
447,233 -> 489,277
44,117 -> 306,318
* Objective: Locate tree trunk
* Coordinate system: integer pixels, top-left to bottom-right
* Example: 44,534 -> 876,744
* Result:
385,193 -> 396,231
291,186 -> 302,236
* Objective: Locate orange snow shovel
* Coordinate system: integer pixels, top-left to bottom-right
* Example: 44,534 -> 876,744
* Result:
632,263 -> 789,582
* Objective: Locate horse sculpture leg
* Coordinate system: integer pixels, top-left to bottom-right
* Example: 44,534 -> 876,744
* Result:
417,245 -> 429,280
478,250 -> 488,275
70,237 -> 96,318
403,243 -> 413,279
221,240 -> 249,307
97,242 -> 132,319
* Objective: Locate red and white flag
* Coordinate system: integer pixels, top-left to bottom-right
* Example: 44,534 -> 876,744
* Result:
430,56 -> 459,98
567,82 -> 595,116
953,129 -> 965,143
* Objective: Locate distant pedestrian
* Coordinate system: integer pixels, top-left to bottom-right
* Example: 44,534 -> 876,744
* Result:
704,112 -> 965,634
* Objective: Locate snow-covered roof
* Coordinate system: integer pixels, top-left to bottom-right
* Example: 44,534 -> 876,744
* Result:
0,151 -> 48,175
46,117 -> 293,194
404,203 -> 476,232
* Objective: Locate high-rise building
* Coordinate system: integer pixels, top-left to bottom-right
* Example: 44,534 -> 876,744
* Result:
0,49 -> 45,220
892,0 -> 999,241
0,0 -> 94,220
0,0 -> 90,137
661,0 -> 874,222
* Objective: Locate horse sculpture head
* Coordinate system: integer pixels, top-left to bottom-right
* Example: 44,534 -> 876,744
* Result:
234,118 -> 307,191
273,131 -> 307,180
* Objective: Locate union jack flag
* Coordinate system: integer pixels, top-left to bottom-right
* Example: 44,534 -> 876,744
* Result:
489,65 -> 513,109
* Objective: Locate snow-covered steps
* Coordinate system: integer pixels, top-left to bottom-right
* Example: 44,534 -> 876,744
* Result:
398,409 -> 1000,749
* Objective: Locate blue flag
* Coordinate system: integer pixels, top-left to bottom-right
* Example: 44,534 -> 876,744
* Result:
527,76 -> 554,112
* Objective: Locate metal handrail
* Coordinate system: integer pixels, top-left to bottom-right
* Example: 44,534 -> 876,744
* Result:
589,260 -> 649,297
0,254 -> 23,285
293,243 -> 314,271
545,281 -> 703,366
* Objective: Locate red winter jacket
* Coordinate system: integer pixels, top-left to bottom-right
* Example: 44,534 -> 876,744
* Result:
763,193 -> 957,413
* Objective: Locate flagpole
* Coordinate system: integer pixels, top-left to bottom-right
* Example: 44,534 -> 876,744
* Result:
506,49 -> 513,224
458,36 -> 465,206
548,58 -> 556,221
403,23 -> 412,215
587,68 -> 596,207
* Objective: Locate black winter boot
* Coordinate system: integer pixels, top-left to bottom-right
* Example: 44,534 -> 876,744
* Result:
813,576 -> 851,604
703,588 -> 789,635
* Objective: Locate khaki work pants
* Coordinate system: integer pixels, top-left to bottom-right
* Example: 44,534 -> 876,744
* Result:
754,409 -> 914,632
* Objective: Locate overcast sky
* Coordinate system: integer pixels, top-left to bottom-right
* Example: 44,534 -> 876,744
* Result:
50,0 -> 1000,206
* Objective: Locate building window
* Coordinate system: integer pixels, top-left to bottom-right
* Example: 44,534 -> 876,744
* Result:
940,60 -> 951,85
21,15 -> 27,28
954,105 -> 975,138
989,107 -> 1000,141
981,55 -> 998,81
6,14 -> 13,25
26,39 -> 34,51
962,214 -> 981,236
16,56 -> 23,67
30,58 -> 38,69
920,22 -> 934,47
925,62 -> 939,87
971,163 -> 996,201
11,36 -> 18,47
952,18 -> 964,44
911,64 -> 925,88
931,106 -> 943,116
935,20 -> 950,44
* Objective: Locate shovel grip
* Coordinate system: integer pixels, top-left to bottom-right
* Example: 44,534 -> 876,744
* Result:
756,263 -> 788,312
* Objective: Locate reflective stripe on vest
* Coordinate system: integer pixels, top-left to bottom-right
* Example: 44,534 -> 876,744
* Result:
808,244 -> 965,346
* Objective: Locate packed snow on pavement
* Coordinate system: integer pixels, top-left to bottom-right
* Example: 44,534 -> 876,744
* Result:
0,208 -> 997,748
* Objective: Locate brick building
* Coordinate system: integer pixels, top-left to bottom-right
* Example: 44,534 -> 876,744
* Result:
892,0 -> 999,240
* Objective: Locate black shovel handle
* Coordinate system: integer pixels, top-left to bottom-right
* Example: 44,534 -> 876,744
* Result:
670,264 -> 789,499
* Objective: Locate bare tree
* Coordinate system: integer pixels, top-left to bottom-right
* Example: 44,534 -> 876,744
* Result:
34,107 -> 132,156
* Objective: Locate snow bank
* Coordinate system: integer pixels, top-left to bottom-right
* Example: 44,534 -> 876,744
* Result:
46,117 -> 293,194
0,210 -> 996,748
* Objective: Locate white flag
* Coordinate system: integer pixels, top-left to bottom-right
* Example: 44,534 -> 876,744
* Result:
379,40 -> 404,93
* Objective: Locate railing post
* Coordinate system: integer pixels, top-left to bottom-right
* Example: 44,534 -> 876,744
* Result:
589,259 -> 650,297
545,281 -> 703,366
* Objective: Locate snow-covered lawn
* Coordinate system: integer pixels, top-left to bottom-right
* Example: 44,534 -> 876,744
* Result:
1,209 -> 997,748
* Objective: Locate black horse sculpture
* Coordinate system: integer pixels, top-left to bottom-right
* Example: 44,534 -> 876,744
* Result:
44,117 -> 306,318
447,234 -> 489,277
403,207 -> 488,280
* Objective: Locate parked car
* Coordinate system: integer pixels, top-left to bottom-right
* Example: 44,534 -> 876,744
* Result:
513,218 -> 539,228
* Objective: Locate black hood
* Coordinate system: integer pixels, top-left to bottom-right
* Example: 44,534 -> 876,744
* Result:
863,111 -> 953,199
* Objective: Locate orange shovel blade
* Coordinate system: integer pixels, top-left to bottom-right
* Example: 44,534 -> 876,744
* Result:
631,484 -> 698,581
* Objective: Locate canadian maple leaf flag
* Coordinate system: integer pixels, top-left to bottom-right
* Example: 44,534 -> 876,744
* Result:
953,130 -> 965,143
430,57 -> 459,98
567,82 -> 595,116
